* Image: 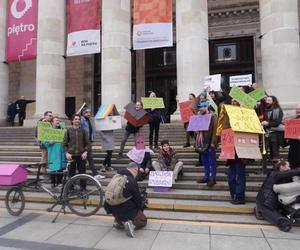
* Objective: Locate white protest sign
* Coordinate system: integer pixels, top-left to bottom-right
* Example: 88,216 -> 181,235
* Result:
204,74 -> 221,91
148,171 -> 173,187
230,74 -> 252,87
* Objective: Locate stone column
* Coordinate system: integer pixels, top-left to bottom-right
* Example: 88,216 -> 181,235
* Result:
0,1 -> 9,126
34,0 -> 66,118
176,0 -> 209,102
101,0 -> 131,111
260,0 -> 300,115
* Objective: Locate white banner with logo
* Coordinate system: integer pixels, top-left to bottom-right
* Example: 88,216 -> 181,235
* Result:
66,0 -> 101,56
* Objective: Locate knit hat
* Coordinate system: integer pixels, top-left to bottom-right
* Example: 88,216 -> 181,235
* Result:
199,92 -> 207,98
198,101 -> 209,107
160,140 -> 169,147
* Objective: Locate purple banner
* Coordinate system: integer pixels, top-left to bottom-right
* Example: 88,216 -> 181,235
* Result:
187,114 -> 212,132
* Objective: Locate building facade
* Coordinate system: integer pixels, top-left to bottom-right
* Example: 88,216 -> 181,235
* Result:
0,0 -> 300,125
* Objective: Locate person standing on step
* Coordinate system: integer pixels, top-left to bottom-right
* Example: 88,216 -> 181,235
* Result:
183,93 -> 196,148
63,114 -> 90,190
118,101 -> 144,159
15,96 -> 35,126
196,101 -> 218,187
287,104 -> 300,169
80,108 -> 105,181
99,129 -> 115,172
42,117 -> 66,189
146,91 -> 163,149
152,140 -> 184,184
104,162 -> 147,238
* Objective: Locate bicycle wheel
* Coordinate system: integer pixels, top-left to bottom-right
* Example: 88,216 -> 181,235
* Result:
63,174 -> 103,217
5,187 -> 25,216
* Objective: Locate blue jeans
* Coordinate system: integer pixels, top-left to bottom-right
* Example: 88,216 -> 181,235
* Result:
201,146 -> 217,180
227,160 -> 246,200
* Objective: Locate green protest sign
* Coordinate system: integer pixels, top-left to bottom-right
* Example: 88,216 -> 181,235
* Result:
37,121 -> 52,128
38,122 -> 66,142
207,94 -> 218,114
229,86 -> 256,109
248,86 -> 266,101
141,97 -> 165,109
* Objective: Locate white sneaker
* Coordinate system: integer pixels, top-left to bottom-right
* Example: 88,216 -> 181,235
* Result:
124,220 -> 135,238
94,174 -> 105,182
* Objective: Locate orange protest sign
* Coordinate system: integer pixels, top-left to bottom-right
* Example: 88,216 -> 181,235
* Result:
284,119 -> 300,140
179,101 -> 193,124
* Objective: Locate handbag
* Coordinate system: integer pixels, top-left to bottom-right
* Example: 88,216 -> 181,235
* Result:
194,133 -> 210,153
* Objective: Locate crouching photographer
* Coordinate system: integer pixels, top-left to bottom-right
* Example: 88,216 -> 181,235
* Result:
104,162 -> 147,238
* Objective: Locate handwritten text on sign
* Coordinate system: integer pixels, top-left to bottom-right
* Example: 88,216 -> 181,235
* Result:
148,171 -> 173,187
219,128 -> 235,160
284,119 -> 300,140
141,97 -> 165,109
179,101 -> 193,124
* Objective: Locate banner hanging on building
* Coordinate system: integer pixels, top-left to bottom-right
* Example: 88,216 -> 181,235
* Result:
6,0 -> 38,62
133,0 -> 173,50
66,0 -> 101,56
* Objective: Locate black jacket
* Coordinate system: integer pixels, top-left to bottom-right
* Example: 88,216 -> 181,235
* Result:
63,127 -> 90,156
104,168 -> 142,222
256,169 -> 300,210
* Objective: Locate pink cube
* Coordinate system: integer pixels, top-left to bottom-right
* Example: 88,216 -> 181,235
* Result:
0,164 -> 28,186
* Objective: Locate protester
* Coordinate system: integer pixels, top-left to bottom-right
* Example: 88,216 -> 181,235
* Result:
6,102 -> 17,126
152,140 -> 183,183
104,162 -> 147,238
42,117 -> 66,189
118,101 -> 144,159
80,108 -> 105,181
183,93 -> 196,148
99,129 -> 115,172
195,101 -> 218,187
256,160 -> 300,232
36,111 -> 53,173
287,104 -> 300,169
15,96 -> 35,126
63,114 -> 90,190
261,96 -> 284,164
147,91 -> 163,149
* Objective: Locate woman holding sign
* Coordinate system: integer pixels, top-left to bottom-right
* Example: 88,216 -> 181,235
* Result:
42,117 -> 66,189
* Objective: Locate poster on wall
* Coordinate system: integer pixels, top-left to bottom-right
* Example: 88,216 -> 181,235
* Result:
133,0 -> 173,50
66,0 -> 101,56
6,0 -> 38,62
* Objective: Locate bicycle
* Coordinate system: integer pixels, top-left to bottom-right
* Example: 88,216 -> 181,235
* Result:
5,162 -> 104,223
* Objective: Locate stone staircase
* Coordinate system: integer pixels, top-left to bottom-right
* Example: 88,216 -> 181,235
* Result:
0,125 -> 285,224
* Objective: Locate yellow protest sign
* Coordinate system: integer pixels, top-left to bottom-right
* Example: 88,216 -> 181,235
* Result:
217,105 -> 264,134
141,97 -> 165,109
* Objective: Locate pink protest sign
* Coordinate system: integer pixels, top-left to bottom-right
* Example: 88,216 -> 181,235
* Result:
187,114 -> 212,132
0,164 -> 28,186
219,128 -> 235,160
284,119 -> 300,140
179,101 -> 193,124
6,0 -> 38,62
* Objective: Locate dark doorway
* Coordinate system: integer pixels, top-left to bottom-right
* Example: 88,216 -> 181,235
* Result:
94,53 -> 101,114
65,97 -> 75,119
145,46 -> 177,122
209,36 -> 255,93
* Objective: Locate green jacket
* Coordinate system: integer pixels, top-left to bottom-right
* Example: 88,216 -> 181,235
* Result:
63,127 -> 90,156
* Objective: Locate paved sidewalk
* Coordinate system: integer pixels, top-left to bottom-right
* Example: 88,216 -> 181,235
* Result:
0,209 -> 299,250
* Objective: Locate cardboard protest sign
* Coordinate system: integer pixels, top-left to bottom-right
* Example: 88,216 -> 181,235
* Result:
229,74 -> 252,87
37,122 -> 66,142
95,104 -> 119,119
141,97 -> 165,109
229,86 -> 256,109
284,119 -> 300,140
187,114 -> 212,132
95,116 -> 122,131
234,132 -> 262,159
248,86 -> 266,101
148,171 -> 173,187
179,101 -> 193,124
219,128 -> 235,160
207,94 -> 218,114
217,105 -> 264,135
124,103 -> 149,127
204,74 -> 221,91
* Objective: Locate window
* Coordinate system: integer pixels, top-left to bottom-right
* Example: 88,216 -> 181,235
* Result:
215,44 -> 237,62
